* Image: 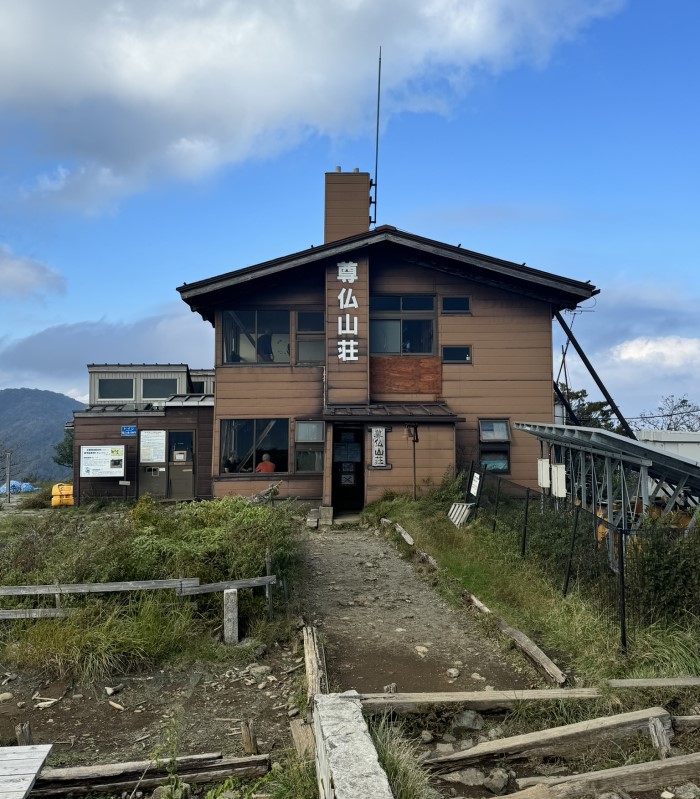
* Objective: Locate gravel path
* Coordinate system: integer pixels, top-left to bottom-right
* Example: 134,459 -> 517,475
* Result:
300,523 -> 540,694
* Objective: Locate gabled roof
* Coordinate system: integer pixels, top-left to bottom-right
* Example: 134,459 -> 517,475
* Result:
177,225 -> 598,324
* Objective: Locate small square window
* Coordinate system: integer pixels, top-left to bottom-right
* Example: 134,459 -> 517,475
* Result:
479,420 -> 510,441
298,312 -> 324,332
442,346 -> 472,363
442,296 -> 471,313
296,422 -> 325,442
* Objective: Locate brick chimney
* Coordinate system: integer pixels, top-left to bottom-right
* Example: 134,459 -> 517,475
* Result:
324,167 -> 371,243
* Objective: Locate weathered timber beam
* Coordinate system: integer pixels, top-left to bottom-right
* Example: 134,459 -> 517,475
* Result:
37,752 -> 225,781
303,625 -> 325,701
673,715 -> 700,732
608,677 -> 700,688
424,706 -> 671,773
33,755 -> 270,796
360,688 -> 600,714
0,578 -> 200,596
177,575 -> 276,596
466,594 -> 566,685
513,752 -> 700,797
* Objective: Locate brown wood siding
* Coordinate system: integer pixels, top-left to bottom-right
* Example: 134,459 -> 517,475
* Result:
370,356 -> 441,397
212,366 -> 324,475
325,256 -> 370,404
365,425 -> 455,505
324,172 -> 371,243
370,261 -> 553,487
214,475 -> 323,501
72,408 -> 213,504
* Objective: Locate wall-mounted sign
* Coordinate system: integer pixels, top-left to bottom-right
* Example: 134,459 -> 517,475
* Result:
371,427 -> 387,467
121,425 -> 137,437
336,261 -> 359,362
80,445 -> 125,478
140,430 -> 167,463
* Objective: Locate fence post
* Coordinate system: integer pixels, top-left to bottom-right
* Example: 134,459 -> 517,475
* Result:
562,506 -> 580,597
618,527 -> 627,654
492,477 -> 501,534
265,548 -> 273,621
520,488 -> 531,557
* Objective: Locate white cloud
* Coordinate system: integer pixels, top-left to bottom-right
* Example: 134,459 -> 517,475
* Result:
0,245 -> 66,299
0,306 -> 214,396
0,0 -> 625,211
611,336 -> 700,370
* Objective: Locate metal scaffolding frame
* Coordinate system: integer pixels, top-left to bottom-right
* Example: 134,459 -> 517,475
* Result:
515,423 -> 700,535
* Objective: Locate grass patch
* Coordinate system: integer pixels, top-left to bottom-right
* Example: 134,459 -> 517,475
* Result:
362,477 -> 700,684
371,717 -> 441,799
204,755 -> 317,799
0,496 -> 303,680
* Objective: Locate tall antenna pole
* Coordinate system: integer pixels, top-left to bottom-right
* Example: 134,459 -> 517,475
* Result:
372,47 -> 382,227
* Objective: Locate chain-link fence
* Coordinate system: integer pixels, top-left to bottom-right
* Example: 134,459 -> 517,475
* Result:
469,468 -> 700,652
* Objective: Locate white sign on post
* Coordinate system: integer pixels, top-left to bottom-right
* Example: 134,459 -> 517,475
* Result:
80,445 -> 125,478
371,427 -> 386,467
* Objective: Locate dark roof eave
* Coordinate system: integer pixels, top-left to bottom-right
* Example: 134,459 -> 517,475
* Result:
177,227 -> 597,312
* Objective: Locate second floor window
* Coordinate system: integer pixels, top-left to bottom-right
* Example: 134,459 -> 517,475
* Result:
369,295 -> 434,355
222,310 -> 290,364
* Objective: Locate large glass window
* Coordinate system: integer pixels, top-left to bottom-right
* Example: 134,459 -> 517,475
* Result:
369,295 -> 434,354
98,378 -> 134,400
221,419 -> 289,474
143,378 -> 178,399
295,421 -> 325,473
222,310 -> 290,364
296,311 -> 325,364
479,419 -> 511,473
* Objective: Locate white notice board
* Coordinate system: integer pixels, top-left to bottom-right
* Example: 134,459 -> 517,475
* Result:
80,445 -> 125,478
140,430 -> 167,463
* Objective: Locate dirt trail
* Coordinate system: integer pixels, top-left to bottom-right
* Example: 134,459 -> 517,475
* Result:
300,523 -> 540,694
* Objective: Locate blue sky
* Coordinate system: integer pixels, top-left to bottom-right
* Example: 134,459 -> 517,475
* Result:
0,0 -> 698,423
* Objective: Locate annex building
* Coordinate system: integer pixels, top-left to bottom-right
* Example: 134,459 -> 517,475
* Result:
177,169 -> 598,513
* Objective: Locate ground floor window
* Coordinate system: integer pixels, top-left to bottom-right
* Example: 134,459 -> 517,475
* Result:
295,421 -> 325,473
478,419 -> 510,473
221,418 -> 289,474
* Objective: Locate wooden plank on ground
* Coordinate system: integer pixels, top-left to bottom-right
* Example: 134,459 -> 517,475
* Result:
0,744 -> 52,799
512,752 -> 700,797
0,609 -> 68,620
303,625 -> 325,701
673,715 -> 700,732
424,707 -> 672,773
466,594 -> 566,685
0,579 -> 200,597
290,718 -> 315,758
360,688 -> 600,713
608,677 -> 700,688
177,575 -> 276,596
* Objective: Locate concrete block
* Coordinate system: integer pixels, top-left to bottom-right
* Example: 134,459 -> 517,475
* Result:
319,506 -> 334,526
314,691 -> 393,799
223,588 -> 238,644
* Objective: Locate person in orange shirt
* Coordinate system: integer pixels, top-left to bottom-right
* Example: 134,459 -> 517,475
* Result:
255,453 -> 276,473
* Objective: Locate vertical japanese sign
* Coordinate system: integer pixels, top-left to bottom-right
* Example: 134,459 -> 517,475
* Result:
336,261 -> 359,362
371,427 -> 387,467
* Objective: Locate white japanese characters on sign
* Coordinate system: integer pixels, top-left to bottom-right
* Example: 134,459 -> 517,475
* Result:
336,261 -> 359,362
371,427 -> 387,467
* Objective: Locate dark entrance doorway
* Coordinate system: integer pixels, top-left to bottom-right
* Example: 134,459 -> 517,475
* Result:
331,424 -> 365,511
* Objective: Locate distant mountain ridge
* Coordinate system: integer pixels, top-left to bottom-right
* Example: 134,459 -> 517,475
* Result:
0,388 -> 85,483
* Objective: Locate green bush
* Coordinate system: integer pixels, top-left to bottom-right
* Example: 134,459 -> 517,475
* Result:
0,497 -> 302,679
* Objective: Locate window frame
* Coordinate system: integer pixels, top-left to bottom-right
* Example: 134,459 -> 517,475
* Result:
294,421 -> 325,474
442,345 -> 473,364
142,378 -> 179,399
221,309 -> 291,365
369,294 -> 436,356
478,419 -> 511,474
97,378 -> 134,401
295,310 -> 325,365
441,296 -> 471,314
220,418 -> 289,474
